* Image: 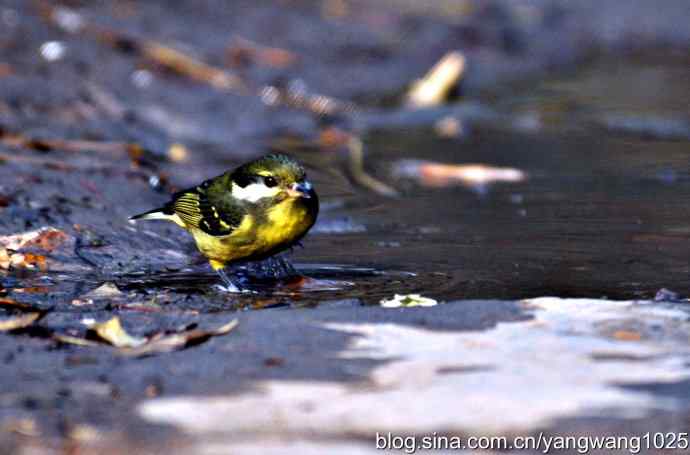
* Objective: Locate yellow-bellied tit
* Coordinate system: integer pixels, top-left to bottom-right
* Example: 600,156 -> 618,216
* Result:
130,154 -> 318,292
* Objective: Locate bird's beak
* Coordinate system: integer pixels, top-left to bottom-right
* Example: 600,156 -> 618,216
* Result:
287,181 -> 313,199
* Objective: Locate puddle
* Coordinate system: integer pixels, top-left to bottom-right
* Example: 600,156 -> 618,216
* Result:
0,263 -> 425,312
295,55 -> 690,301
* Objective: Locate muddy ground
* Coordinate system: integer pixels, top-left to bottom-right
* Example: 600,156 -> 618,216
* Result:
1,0 -> 690,453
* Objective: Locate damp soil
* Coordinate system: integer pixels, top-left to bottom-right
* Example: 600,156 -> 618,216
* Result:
1,0 -> 690,451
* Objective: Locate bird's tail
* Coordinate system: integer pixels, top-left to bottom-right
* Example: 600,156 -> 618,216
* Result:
129,207 -> 171,222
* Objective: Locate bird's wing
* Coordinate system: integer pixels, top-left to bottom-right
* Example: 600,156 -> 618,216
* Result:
169,185 -> 244,236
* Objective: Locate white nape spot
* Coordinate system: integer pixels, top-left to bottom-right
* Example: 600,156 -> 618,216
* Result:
232,182 -> 279,203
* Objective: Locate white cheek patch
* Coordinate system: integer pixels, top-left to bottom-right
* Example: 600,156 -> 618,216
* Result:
231,182 -> 280,203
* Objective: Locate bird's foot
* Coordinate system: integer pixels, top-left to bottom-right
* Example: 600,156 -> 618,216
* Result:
215,285 -> 256,294
215,267 -> 254,293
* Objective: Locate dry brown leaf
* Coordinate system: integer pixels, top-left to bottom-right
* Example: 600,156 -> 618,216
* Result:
394,160 -> 527,189
0,227 -> 68,252
0,312 -> 44,332
0,228 -> 72,270
121,319 -> 239,357
81,317 -> 238,356
89,317 -> 147,348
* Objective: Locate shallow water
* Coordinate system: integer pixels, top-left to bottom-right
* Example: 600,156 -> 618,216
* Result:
295,55 -> 690,301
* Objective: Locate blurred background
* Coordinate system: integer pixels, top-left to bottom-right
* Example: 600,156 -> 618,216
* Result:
1,1 -> 690,453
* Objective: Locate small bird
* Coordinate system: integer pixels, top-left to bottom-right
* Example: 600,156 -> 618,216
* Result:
130,154 -> 318,291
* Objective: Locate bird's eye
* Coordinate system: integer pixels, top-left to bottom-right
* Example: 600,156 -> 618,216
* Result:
263,176 -> 278,188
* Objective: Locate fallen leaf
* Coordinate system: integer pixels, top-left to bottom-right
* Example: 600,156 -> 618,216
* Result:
11,252 -> 47,270
406,51 -> 466,108
73,317 -> 239,357
0,312 -> 44,331
88,317 -> 147,348
380,294 -> 439,308
121,319 -> 238,357
0,227 -> 68,252
0,227 -> 74,270
394,160 -> 527,190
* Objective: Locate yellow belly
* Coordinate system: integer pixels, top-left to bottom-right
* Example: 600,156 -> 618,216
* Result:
189,199 -> 315,268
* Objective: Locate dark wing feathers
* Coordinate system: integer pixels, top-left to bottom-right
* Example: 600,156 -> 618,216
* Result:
172,192 -> 203,227
168,184 -> 243,236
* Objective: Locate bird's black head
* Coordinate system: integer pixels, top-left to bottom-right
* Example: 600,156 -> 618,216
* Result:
229,154 -> 316,203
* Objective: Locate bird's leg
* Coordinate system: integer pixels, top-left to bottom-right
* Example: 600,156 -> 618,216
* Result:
210,260 -> 248,293
215,267 -> 244,293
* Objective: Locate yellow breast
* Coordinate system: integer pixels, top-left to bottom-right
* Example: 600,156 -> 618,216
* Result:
189,198 -> 315,266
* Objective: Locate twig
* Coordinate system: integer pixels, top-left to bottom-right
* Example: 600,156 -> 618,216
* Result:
345,135 -> 399,197
0,125 -> 163,170
140,41 -> 247,92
